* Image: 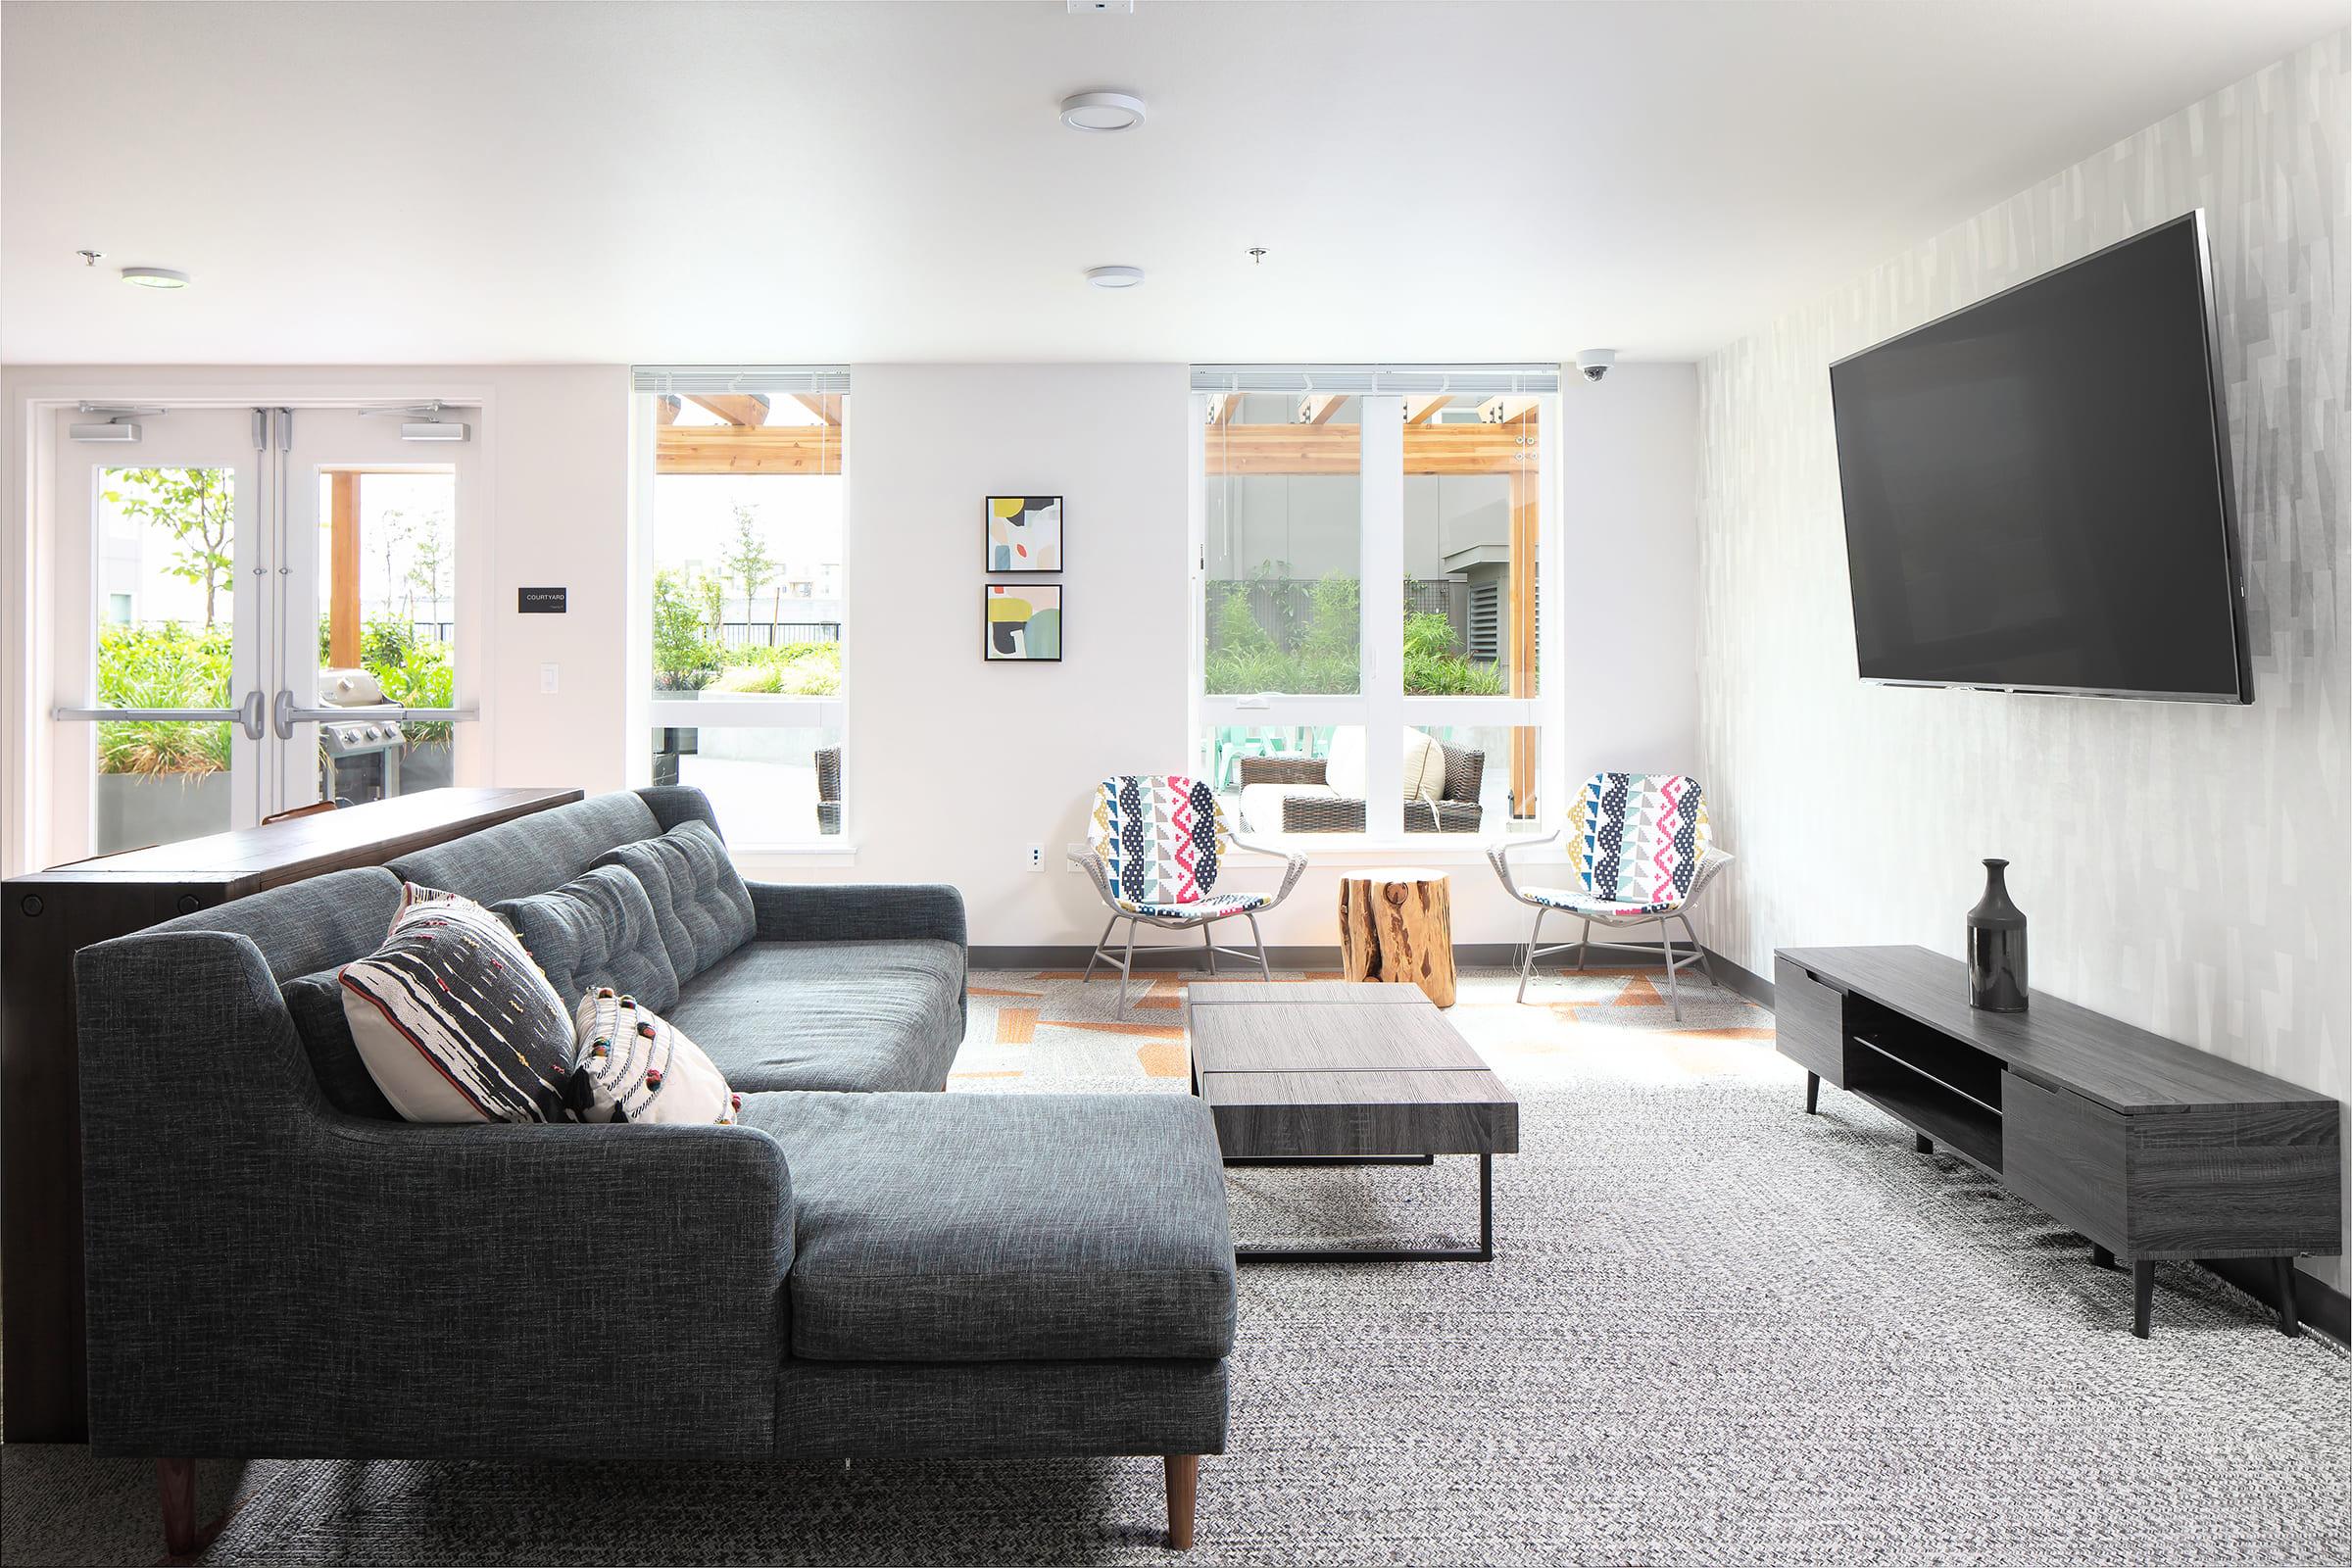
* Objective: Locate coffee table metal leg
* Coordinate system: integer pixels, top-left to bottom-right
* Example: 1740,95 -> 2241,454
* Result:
1235,1152 -> 1494,1264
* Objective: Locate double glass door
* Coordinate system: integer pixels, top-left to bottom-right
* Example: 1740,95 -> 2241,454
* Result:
51,404 -> 474,858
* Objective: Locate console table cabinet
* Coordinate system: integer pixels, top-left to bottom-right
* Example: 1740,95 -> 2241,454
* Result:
1776,945 -> 2339,1339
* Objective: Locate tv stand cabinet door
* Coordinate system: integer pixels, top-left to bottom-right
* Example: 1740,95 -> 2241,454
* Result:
2004,1072 -> 2129,1251
1773,957 -> 1848,1087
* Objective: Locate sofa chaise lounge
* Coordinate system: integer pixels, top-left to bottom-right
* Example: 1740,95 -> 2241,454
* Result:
73,787 -> 1235,1554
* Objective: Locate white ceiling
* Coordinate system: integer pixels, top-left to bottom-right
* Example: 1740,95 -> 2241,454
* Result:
2,0 -> 2340,366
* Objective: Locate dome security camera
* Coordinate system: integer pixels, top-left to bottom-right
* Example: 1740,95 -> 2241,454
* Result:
1576,348 -> 1617,383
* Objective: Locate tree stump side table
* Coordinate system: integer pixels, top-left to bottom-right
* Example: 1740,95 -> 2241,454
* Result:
1338,867 -> 1457,1007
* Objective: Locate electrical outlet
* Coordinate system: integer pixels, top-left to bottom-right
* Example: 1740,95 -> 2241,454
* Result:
1026,845 -> 1045,873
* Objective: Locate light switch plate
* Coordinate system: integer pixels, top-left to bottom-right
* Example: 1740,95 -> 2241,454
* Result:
540,662 -> 560,694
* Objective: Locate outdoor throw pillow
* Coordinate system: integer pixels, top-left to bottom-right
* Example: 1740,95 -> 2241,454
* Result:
593,818 -> 756,983
495,863 -> 681,1014
567,987 -> 741,1126
339,883 -> 580,1123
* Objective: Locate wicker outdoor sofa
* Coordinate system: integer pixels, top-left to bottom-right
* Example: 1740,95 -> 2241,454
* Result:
1236,745 -> 1486,833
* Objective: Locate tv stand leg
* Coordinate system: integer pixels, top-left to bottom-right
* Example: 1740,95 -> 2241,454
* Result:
1804,1072 -> 1819,1115
2091,1245 -> 2116,1271
2272,1257 -> 2300,1337
2132,1260 -> 2156,1339
1914,1133 -> 1934,1156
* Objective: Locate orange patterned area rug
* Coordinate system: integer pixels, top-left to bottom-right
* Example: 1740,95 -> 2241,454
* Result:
949,964 -> 1776,1091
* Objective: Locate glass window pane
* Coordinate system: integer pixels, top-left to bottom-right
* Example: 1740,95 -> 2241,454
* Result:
1203,395 -> 1360,695
315,468 -> 457,806
649,395 -> 845,704
1412,723 -> 1543,833
94,467 -> 237,851
653,725 -> 842,842
1202,723 -> 1369,835
1401,398 -> 1539,696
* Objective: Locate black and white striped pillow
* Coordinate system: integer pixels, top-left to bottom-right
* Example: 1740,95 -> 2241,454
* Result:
339,884 -> 579,1123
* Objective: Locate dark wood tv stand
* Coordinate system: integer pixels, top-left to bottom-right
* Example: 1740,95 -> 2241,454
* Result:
1776,946 -> 2339,1339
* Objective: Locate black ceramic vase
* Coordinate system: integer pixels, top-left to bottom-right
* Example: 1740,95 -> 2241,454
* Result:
1967,858 -> 2028,1011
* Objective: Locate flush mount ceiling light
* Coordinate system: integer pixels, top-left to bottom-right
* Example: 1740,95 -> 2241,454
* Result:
120,267 -> 190,289
1059,91 -> 1145,132
1085,265 -> 1146,289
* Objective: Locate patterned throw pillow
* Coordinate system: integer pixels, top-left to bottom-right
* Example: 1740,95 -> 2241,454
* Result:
568,988 -> 741,1126
338,884 -> 579,1124
495,864 -> 681,1014
593,819 -> 756,982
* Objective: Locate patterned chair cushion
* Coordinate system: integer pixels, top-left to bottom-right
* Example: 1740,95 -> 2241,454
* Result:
1114,890 -> 1270,920
1087,776 -> 1229,910
1520,887 -> 1686,919
1563,773 -> 1709,906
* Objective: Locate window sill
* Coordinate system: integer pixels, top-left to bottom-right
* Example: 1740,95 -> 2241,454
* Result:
729,842 -> 859,874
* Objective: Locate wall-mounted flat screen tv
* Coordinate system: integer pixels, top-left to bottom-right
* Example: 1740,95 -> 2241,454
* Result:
1829,211 -> 2250,703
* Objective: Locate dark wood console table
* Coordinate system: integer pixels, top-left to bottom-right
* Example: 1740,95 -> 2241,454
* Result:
1777,946 -> 2339,1340
1,786 -> 582,1441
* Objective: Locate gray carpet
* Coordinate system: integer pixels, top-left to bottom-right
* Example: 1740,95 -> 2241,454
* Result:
5,969 -> 2346,1565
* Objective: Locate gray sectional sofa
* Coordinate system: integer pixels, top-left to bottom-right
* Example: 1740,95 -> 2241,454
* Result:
73,786 -> 1235,1553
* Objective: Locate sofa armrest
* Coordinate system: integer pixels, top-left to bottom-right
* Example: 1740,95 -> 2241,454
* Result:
74,930 -> 793,1460
745,880 -> 968,949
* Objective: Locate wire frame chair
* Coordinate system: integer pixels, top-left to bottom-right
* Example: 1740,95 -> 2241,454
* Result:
1488,772 -> 1735,1019
1068,775 -> 1308,1016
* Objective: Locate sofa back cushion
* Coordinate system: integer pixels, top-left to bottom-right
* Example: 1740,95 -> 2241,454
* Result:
496,864 -> 680,1013
282,968 -> 402,1118
144,865 -> 404,983
593,820 -> 755,984
386,792 -> 663,906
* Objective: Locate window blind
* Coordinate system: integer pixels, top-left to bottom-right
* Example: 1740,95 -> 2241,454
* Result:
1190,364 -> 1559,396
630,365 -> 853,395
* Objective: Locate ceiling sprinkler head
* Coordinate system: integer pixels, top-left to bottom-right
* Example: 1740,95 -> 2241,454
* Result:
1249,247 -> 1267,265
77,249 -> 103,267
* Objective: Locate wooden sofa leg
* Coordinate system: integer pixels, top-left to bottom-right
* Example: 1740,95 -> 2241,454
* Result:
1163,1453 -> 1200,1550
157,1457 -> 221,1559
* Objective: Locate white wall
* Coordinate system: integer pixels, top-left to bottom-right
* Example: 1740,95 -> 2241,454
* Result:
823,363 -> 1192,946
1693,35 -> 2349,1293
4,359 -> 1704,953
759,361 -> 1704,953
1557,364 -> 1700,794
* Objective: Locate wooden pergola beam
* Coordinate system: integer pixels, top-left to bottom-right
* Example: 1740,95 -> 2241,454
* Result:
686,393 -> 772,426
658,424 -> 844,474
654,395 -> 681,426
1298,394 -> 1347,425
657,415 -> 1542,480
1405,395 -> 1451,425
790,393 -> 842,426
1206,392 -> 1244,426
328,471 -> 361,669
1201,422 -> 1532,476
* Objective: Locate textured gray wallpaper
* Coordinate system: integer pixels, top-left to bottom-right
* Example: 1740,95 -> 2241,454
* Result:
1696,34 -> 2349,1291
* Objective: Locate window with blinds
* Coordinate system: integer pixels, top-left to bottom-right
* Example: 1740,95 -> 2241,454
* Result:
1195,365 -> 1556,843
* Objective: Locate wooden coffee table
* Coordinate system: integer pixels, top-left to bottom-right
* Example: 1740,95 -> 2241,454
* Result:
1185,981 -> 1520,1262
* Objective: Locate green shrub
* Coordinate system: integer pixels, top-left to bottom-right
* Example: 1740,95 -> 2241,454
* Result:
96,623 -> 233,775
